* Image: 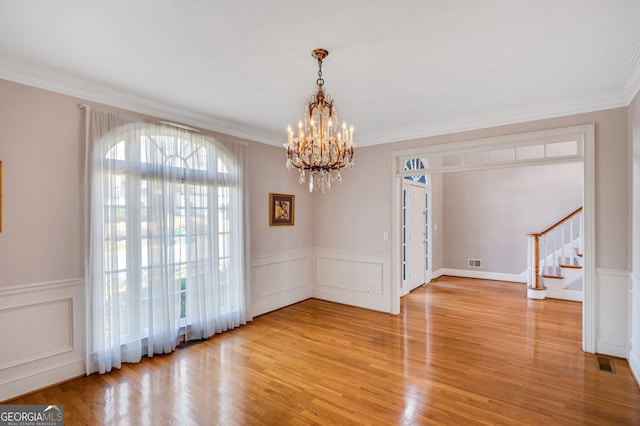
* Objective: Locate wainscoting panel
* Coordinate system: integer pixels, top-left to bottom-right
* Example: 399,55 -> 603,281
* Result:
595,269 -> 630,358
0,279 -> 85,402
251,249 -> 313,317
630,273 -> 640,384
313,249 -> 391,313
0,298 -> 73,369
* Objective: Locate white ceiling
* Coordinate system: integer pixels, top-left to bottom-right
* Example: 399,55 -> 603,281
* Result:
1,1 -> 640,146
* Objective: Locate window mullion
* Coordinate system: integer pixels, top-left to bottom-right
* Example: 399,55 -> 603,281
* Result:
126,137 -> 143,340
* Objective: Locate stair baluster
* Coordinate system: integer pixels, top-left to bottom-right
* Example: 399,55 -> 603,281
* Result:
526,206 -> 583,299
569,214 -> 575,259
579,211 -> 584,256
561,225 -> 566,266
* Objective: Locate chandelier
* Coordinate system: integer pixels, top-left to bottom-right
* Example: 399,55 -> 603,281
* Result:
285,48 -> 355,193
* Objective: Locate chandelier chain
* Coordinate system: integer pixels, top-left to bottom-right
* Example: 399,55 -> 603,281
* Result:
316,57 -> 324,87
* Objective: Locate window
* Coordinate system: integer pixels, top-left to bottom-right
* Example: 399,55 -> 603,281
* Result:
403,158 -> 428,184
86,108 -> 249,374
104,135 -> 233,332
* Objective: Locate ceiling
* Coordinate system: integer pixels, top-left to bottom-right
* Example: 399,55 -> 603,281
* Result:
1,1 -> 640,147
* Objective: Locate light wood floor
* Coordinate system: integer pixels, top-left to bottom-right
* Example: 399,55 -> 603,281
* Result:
7,276 -> 640,425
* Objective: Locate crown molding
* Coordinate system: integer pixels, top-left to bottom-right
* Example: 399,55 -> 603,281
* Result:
619,43 -> 640,104
1,51 -> 638,148
359,90 -> 628,146
0,52 -> 282,145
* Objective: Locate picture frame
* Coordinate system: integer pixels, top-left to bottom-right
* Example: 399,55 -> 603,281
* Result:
269,193 -> 295,226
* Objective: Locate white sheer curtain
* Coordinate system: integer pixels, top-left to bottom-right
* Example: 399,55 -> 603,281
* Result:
85,107 -> 251,374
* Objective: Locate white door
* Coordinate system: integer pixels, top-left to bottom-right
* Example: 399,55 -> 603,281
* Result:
403,183 -> 428,295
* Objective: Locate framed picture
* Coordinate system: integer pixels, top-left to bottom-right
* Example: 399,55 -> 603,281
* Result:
269,193 -> 295,226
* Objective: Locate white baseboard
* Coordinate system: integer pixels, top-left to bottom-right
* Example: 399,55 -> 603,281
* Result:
630,347 -> 640,387
596,341 -> 628,359
546,290 -> 583,302
629,272 -> 640,383
434,268 -> 525,283
0,278 -> 85,402
1,359 -> 85,402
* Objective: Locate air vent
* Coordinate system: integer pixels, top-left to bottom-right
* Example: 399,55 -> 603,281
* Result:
595,356 -> 616,373
468,259 -> 482,268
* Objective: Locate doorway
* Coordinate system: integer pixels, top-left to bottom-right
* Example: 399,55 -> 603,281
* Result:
390,124 -> 595,353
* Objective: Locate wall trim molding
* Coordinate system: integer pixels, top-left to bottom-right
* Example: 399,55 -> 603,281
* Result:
250,249 -> 313,317
0,358 -> 85,389
594,268 -> 631,358
629,272 -> 640,385
434,268 -> 525,283
630,346 -> 640,389
596,341 -> 628,359
251,248 -> 313,265
250,248 -> 394,315
0,278 -> 83,298
619,43 -> 640,104
0,298 -> 75,370
631,272 -> 640,297
313,248 -> 391,313
0,278 -> 85,402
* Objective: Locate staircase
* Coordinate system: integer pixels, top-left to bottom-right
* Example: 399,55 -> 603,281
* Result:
527,207 -> 583,301
540,247 -> 583,301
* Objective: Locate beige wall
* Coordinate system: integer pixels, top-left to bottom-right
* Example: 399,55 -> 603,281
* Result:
0,80 -> 85,288
311,142 -> 392,254
0,78 -> 308,290
1,77 -> 628,287
442,162 -> 583,274
430,173 -> 443,272
247,140 -> 311,256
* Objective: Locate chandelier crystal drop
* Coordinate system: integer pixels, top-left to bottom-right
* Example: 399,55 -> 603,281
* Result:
285,48 -> 355,193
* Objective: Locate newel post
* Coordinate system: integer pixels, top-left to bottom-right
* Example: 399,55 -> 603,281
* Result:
527,232 -> 546,299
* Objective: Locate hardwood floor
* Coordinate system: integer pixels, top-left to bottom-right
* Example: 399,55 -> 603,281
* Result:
6,276 -> 640,425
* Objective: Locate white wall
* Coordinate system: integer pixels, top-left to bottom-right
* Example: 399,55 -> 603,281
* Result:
442,162 -> 583,275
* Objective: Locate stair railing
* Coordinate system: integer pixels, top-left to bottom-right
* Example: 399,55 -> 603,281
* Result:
527,206 -> 583,292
